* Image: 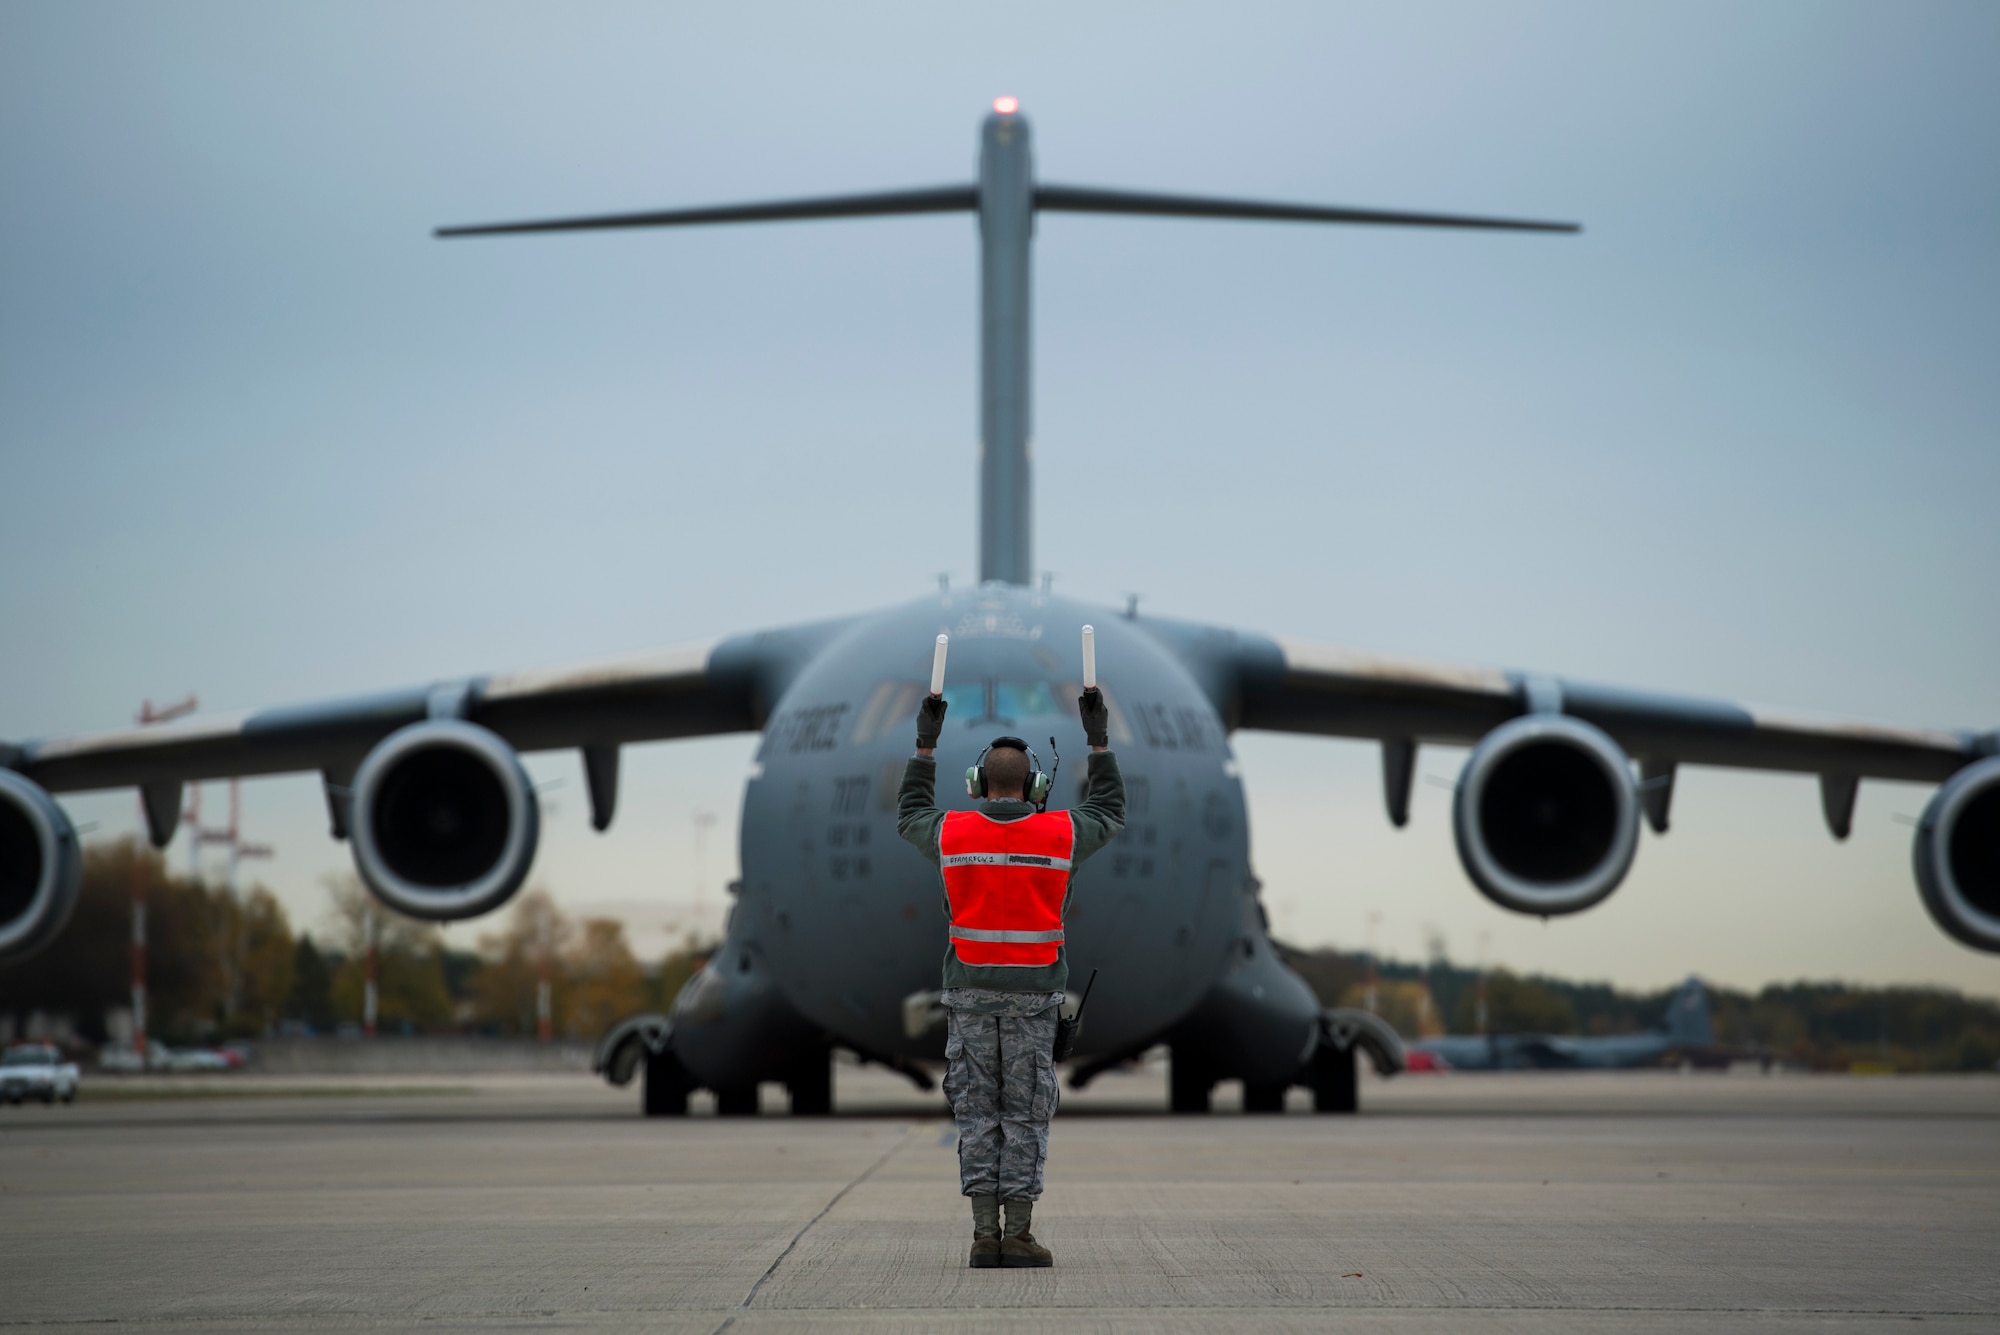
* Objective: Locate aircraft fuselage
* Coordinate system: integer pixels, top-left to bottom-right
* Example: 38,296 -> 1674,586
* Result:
713,585 -> 1268,1070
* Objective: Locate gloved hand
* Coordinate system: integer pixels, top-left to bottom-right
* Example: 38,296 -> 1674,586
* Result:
1078,687 -> 1109,748
916,693 -> 949,750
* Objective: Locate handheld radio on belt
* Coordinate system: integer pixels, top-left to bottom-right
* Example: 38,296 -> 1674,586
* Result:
1053,967 -> 1098,1061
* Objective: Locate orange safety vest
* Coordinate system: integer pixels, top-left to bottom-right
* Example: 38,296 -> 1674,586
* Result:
938,809 -> 1075,967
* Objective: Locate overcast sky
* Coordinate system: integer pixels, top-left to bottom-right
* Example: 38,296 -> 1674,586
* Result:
3,2 -> 1996,996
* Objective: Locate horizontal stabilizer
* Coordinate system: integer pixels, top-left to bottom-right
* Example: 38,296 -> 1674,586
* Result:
437,185 -> 977,238
1036,184 -> 1579,233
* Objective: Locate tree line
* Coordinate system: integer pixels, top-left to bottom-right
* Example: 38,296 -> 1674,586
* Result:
0,838 -> 712,1046
1280,942 -> 2000,1072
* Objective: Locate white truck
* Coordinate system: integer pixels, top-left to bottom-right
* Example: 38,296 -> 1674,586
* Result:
1,1043 -> 80,1105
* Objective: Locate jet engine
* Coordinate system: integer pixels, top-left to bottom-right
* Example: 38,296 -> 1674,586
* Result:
1453,714 -> 1640,916
0,770 -> 82,965
1913,756 -> 2000,953
348,720 -> 539,921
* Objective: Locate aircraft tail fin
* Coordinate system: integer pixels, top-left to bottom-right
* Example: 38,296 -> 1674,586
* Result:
1662,976 -> 1713,1048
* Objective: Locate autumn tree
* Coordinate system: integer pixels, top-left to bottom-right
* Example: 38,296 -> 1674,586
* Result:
1451,969 -> 1579,1034
323,873 -> 453,1032
286,934 -> 338,1031
473,890 -> 649,1039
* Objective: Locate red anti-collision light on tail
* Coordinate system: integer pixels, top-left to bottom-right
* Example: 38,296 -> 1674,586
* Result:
993,96 -> 1019,115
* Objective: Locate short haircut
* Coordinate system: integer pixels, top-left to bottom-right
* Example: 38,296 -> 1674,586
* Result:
983,745 -> 1031,799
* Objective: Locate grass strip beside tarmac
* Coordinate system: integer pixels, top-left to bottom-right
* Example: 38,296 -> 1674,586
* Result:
69,1083 -> 477,1102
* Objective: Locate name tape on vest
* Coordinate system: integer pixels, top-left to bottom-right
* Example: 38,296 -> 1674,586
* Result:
948,926 -> 1067,944
940,852 -> 1075,871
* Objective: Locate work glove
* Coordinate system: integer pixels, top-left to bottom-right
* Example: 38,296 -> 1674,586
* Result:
916,693 -> 949,750
1078,687 -> 1109,748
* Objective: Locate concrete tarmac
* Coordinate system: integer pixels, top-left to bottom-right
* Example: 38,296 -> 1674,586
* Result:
3,1066 -> 1997,1333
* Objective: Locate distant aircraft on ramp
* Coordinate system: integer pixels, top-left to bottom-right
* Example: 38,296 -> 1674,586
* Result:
1414,977 -> 1714,1071
3,104 -> 1995,1118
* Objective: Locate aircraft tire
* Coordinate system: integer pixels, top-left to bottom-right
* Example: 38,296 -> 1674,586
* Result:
715,1084 -> 760,1117
1242,1081 -> 1287,1114
1311,1045 -> 1358,1114
642,1050 -> 695,1117
786,1052 -> 833,1116
1168,1051 -> 1213,1114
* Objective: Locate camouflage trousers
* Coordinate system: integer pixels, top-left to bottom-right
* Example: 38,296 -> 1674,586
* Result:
941,1000 -> 1061,1201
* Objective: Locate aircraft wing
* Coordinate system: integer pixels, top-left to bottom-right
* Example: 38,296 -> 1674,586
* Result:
4,615 -> 856,833
1153,622 -> 1985,789
1143,617 -> 1994,857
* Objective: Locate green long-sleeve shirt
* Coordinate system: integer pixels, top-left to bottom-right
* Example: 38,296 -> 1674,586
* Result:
897,750 -> 1126,993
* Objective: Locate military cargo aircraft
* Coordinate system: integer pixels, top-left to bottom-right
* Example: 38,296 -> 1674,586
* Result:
1412,976 -> 1713,1071
2,104 -> 1994,1116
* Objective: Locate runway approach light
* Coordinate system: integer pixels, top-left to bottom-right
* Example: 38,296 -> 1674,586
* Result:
992,96 -> 1019,115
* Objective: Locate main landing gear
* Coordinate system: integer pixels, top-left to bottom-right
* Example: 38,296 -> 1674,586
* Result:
1169,1042 -> 1360,1114
640,1046 -> 833,1117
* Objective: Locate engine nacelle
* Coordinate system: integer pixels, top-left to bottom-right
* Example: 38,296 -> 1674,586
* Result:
349,720 -> 539,921
1454,714 -> 1640,916
0,770 -> 82,965
1914,756 -> 2000,953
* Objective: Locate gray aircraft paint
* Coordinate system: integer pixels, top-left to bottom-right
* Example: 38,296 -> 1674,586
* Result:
8,108 -> 1995,1107
1414,976 -> 1714,1071
979,110 -> 1034,586
735,590 -> 1276,1068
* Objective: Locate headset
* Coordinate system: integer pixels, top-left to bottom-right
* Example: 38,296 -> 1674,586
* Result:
966,735 -> 1055,809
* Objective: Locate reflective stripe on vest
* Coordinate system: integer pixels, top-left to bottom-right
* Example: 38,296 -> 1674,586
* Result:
948,926 -> 1066,943
939,809 -> 1074,968
940,852 -> 1075,871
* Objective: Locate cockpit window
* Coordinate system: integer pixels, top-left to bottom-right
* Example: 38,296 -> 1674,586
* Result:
850,679 -> 1131,745
994,681 -> 1059,719
940,683 -> 986,717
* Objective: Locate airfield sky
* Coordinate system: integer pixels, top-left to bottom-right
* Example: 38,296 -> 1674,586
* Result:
3,3 -> 1996,997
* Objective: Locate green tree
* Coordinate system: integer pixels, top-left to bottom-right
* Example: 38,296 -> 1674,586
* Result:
1451,970 -> 1578,1034
323,874 -> 453,1032
286,933 -> 337,1030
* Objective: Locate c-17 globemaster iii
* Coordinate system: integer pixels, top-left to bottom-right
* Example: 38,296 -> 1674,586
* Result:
2,102 -> 1995,1116
1413,976 -> 1714,1072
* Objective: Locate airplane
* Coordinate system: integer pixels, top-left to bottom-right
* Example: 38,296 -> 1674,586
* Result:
1412,976 -> 1712,1071
1,102 -> 1995,1118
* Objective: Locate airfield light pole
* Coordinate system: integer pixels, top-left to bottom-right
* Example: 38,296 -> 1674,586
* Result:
1364,911 -> 1382,1014
692,810 -> 717,923
1475,929 -> 1492,1035
362,897 -> 378,1039
132,694 -> 198,1069
535,906 -> 553,1043
434,102 -> 1576,589
216,780 -> 275,898
128,842 -> 148,1068
185,785 -> 203,881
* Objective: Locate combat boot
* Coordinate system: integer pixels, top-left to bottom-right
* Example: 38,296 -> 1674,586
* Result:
999,1199 -> 1053,1268
968,1194 -> 1001,1268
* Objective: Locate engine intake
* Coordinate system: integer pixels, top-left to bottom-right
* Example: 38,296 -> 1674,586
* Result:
349,720 -> 538,920
1914,756 -> 2000,954
1454,714 -> 1640,916
0,771 -> 82,965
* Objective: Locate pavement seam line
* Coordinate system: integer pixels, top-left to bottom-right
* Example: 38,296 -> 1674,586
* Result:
710,1123 -> 915,1334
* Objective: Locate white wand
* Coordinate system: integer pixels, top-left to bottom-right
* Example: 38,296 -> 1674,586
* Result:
1081,625 -> 1096,690
931,633 -> 950,696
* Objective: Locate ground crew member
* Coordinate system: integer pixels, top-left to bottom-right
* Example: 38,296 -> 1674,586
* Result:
898,683 -> 1124,1269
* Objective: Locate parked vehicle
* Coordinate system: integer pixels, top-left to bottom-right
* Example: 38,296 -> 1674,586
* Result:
1,1043 -> 79,1104
97,1039 -> 171,1073
98,1040 -> 245,1073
